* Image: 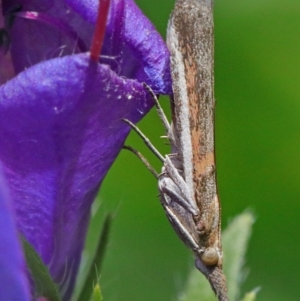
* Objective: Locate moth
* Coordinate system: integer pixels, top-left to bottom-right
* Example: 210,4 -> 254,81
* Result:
124,0 -> 229,300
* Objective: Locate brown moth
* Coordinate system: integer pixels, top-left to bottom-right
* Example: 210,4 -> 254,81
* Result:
164,1 -> 229,300
124,0 -> 229,300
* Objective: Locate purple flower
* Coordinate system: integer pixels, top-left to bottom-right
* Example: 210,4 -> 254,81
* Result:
0,171 -> 30,301
0,0 -> 171,300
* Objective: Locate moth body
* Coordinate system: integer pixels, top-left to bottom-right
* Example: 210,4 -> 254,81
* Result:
123,1 -> 229,300
163,0 -> 229,300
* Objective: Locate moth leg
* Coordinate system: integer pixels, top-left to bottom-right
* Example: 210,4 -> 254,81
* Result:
122,118 -> 164,162
123,145 -> 158,179
163,156 -> 199,214
160,192 -> 199,251
159,176 -> 198,216
142,84 -> 176,143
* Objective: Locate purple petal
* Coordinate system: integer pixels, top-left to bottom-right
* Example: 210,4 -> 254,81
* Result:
3,0 -> 172,94
2,0 -> 91,74
0,53 -> 152,298
0,4 -> 15,83
67,0 -> 172,94
0,171 -> 30,301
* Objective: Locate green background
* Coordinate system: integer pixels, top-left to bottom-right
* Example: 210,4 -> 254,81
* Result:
83,1 -> 300,301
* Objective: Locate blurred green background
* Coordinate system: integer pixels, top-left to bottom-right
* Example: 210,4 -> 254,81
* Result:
83,1 -> 300,301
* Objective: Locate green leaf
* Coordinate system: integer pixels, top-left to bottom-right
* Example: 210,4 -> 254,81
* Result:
178,211 -> 255,301
21,236 -> 62,301
92,283 -> 103,301
223,211 -> 255,301
240,288 -> 260,301
76,214 -> 112,301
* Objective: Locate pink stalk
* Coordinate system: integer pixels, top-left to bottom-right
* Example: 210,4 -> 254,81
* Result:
90,0 -> 111,62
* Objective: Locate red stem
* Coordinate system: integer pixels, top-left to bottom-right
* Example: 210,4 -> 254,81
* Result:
90,0 -> 111,62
